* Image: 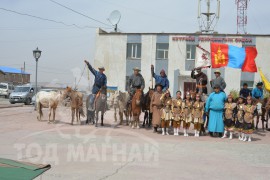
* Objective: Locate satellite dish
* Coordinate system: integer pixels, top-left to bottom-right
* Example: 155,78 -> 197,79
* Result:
108,10 -> 121,32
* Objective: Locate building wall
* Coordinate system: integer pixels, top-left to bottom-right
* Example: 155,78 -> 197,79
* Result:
94,30 -> 270,97
94,30 -> 127,91
0,73 -> 30,85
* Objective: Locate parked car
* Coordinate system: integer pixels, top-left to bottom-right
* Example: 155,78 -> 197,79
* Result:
31,89 -> 58,105
9,84 -> 35,105
0,83 -> 14,98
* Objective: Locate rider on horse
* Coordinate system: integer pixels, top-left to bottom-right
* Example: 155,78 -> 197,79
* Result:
84,60 -> 107,108
151,65 -> 169,92
128,67 -> 145,103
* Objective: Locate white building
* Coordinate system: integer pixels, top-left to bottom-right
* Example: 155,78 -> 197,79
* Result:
94,28 -> 270,96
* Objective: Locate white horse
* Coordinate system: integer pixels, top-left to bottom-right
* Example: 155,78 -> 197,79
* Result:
36,89 -> 68,123
111,91 -> 130,125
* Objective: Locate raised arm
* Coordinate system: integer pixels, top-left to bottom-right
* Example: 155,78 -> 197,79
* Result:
84,60 -> 97,76
191,69 -> 196,79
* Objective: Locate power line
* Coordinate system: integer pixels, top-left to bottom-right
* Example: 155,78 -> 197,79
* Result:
0,7 -> 109,29
49,0 -> 111,27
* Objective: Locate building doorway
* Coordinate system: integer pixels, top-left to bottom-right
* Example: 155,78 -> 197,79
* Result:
184,82 -> 196,95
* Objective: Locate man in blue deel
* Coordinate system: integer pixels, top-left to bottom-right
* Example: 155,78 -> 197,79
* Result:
151,64 -> 169,92
252,82 -> 264,100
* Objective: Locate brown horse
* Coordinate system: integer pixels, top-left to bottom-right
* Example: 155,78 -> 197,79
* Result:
131,89 -> 143,129
142,88 -> 154,127
66,87 -> 85,125
254,97 -> 270,131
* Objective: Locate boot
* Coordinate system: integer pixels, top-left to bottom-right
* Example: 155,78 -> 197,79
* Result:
197,130 -> 200,137
176,128 -> 180,136
153,127 -> 157,133
186,130 -> 189,137
229,132 -> 233,140
248,135 -> 252,142
166,128 -> 169,135
194,130 -> 197,137
136,121 -> 140,129
162,128 -> 165,136
238,133 -> 242,141
243,134 -> 247,141
173,128 -> 177,136
131,121 -> 135,129
222,131 -> 227,138
183,129 -> 187,137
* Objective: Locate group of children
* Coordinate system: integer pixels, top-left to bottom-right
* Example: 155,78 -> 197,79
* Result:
157,89 -> 205,137
223,94 -> 256,141
153,85 -> 256,141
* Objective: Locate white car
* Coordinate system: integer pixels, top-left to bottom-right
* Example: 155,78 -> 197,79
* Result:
0,83 -> 14,98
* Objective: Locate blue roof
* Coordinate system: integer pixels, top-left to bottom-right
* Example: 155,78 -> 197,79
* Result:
0,66 -> 30,75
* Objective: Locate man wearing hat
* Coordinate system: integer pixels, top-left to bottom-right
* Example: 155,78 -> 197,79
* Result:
191,67 -> 208,94
210,69 -> 226,92
84,60 -> 107,106
151,65 -> 169,92
205,84 -> 226,137
128,67 -> 145,103
252,82 -> 264,100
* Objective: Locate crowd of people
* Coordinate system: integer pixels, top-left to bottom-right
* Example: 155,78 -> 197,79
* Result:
84,60 -> 266,142
149,67 -> 265,142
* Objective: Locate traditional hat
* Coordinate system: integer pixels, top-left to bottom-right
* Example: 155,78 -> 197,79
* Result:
186,91 -> 191,96
238,95 -> 246,100
98,66 -> 105,70
155,83 -> 163,88
160,69 -> 165,74
246,95 -> 252,101
214,69 -> 221,74
256,82 -> 263,86
213,84 -> 220,89
227,94 -> 233,99
133,67 -> 141,71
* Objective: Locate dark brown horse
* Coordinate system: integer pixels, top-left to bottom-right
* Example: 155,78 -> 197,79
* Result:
142,88 -> 154,127
131,89 -> 143,129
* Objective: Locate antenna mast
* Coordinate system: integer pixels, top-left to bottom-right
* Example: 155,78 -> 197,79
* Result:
235,0 -> 250,34
198,0 -> 220,33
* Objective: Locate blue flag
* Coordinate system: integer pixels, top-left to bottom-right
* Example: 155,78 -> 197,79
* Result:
227,45 -> 246,69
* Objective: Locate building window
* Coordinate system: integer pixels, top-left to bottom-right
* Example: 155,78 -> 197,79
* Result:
156,43 -> 169,60
240,81 -> 254,90
125,76 -> 130,91
241,72 -> 255,90
127,43 -> 141,59
186,44 -> 196,60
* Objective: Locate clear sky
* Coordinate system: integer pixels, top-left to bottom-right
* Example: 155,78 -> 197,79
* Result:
0,0 -> 269,88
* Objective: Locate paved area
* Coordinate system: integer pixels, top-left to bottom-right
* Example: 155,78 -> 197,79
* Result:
0,104 -> 270,180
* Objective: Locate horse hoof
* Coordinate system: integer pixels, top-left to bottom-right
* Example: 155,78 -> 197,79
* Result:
132,126 -> 135,129
137,126 -> 140,129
